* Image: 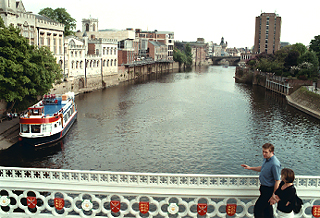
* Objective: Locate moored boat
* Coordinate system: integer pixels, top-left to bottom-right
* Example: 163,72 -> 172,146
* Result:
19,92 -> 77,147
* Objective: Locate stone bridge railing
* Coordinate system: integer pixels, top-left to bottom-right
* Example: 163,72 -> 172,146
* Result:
0,166 -> 320,217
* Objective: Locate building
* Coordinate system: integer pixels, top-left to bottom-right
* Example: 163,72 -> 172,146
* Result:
135,29 -> 174,61
148,41 -> 167,61
0,0 -> 65,67
118,39 -> 138,66
254,12 -> 281,54
175,39 -> 207,65
75,18 -> 135,41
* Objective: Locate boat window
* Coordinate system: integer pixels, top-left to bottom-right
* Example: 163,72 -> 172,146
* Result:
31,125 -> 41,133
21,124 -> 29,133
42,124 -> 52,133
47,124 -> 52,132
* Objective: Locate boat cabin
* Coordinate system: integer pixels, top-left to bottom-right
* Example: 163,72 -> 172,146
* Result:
28,106 -> 44,117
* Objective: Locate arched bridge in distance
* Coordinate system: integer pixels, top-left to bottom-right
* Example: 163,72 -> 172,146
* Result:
211,56 -> 241,66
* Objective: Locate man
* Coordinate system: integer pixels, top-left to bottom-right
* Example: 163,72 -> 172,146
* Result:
241,143 -> 281,218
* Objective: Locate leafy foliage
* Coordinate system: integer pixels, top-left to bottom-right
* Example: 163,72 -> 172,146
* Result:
39,7 -> 76,36
309,35 -> 320,66
248,43 -> 319,80
184,43 -> 193,68
173,43 -> 193,69
0,17 -> 62,112
173,47 -> 186,65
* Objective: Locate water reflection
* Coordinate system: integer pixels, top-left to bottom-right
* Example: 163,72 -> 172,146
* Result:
1,66 -> 319,176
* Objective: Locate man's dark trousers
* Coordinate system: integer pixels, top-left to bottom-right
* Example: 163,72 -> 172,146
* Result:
254,185 -> 274,218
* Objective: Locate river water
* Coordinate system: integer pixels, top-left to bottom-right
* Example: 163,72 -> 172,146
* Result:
1,66 -> 320,176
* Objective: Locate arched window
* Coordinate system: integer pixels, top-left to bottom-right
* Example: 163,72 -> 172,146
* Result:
59,60 -> 63,69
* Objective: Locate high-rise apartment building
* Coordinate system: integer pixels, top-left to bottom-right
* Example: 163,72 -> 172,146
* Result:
254,13 -> 281,54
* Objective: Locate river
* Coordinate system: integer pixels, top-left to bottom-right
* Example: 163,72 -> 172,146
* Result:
1,66 -> 320,176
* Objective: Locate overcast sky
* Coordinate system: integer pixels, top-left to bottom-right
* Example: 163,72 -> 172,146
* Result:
22,0 -> 319,48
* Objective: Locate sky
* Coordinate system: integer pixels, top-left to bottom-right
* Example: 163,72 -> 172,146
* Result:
21,0 -> 320,49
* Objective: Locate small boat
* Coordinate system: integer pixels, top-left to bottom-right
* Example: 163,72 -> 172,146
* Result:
19,92 -> 77,147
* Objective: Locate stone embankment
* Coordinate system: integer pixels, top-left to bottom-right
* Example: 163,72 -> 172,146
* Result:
286,87 -> 320,119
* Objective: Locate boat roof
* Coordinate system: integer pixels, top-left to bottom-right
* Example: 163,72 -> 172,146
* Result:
43,103 -> 66,116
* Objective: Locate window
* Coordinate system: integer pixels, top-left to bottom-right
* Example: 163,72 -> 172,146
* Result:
31,125 -> 41,133
21,124 -> 29,133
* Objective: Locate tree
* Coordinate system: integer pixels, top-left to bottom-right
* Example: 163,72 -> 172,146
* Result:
309,35 -> 320,67
173,47 -> 186,70
0,16 -> 4,28
184,43 -> 193,68
296,50 -> 319,80
0,17 -> 62,112
39,7 -> 76,36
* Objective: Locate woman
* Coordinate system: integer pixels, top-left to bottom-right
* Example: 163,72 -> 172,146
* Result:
270,168 -> 296,218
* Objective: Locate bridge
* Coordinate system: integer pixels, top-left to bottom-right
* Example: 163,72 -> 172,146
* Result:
211,56 -> 241,66
0,166 -> 320,217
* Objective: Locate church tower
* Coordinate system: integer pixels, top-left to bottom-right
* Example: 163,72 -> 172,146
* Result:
82,18 -> 99,33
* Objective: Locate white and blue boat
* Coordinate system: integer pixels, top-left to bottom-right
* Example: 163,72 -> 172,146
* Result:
19,92 -> 77,147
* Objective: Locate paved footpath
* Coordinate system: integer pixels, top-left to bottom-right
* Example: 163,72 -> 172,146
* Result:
0,118 -> 20,150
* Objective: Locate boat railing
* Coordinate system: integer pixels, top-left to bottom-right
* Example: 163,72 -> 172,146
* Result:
0,166 -> 319,217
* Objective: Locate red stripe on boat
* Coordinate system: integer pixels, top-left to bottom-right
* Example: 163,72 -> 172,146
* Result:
20,117 -> 60,124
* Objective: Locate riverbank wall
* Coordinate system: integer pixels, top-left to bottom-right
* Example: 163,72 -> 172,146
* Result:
235,66 -> 320,119
50,61 -> 179,95
286,87 -> 320,119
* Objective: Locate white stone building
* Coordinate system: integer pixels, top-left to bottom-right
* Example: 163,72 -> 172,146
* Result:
75,17 -> 135,41
64,35 -> 118,79
0,0 -> 65,68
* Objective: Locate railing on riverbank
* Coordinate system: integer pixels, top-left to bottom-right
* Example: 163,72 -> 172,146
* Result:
0,166 -> 320,217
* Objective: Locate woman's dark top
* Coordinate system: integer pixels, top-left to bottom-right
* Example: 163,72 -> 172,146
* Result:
275,181 -> 296,213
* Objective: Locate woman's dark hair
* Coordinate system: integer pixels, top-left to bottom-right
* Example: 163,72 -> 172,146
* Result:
281,168 -> 295,183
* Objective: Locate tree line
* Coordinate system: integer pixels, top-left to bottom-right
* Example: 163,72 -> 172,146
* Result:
247,40 -> 320,81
